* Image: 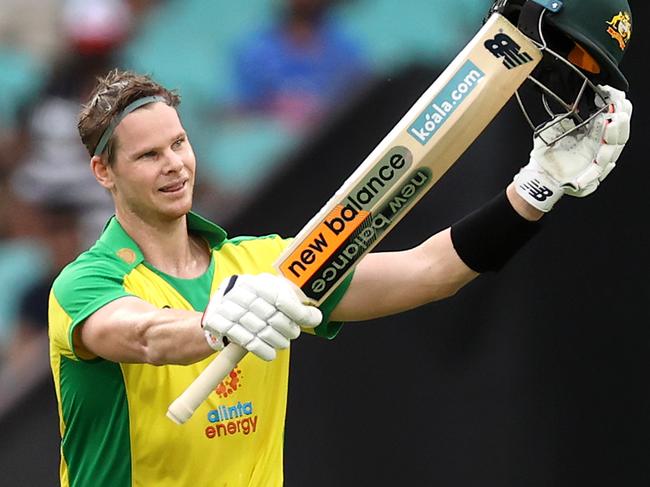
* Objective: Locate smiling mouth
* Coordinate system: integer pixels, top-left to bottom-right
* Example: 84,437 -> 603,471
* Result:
159,180 -> 188,194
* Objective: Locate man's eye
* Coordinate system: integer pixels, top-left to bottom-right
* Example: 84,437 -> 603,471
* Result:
140,151 -> 157,159
172,138 -> 185,149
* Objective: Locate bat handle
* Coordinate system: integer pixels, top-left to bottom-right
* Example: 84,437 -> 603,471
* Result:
166,343 -> 247,424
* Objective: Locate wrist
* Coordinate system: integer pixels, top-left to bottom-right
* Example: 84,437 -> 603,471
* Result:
204,329 -> 225,351
513,162 -> 563,213
506,182 -> 544,221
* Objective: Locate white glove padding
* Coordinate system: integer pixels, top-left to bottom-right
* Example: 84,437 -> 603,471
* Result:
202,273 -> 322,361
514,85 -> 632,212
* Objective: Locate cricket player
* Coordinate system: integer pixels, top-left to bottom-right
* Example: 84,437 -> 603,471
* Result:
48,1 -> 633,485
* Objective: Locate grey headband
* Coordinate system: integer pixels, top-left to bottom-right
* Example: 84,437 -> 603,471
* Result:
93,95 -> 166,157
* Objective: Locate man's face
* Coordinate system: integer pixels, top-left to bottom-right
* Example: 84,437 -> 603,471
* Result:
107,102 -> 196,223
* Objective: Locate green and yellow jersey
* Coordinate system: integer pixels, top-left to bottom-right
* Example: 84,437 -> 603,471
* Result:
48,212 -> 351,487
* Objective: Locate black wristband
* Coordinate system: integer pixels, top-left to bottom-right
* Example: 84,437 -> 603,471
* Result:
450,191 -> 542,273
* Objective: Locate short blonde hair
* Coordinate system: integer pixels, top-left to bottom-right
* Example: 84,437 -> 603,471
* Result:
78,69 -> 181,164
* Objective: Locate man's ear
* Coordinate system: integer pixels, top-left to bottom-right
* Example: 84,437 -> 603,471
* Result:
91,155 -> 115,190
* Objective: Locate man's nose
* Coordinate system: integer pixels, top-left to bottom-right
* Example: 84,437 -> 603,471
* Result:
162,150 -> 184,172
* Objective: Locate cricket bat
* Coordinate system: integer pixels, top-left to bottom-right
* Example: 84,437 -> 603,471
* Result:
167,13 -> 542,424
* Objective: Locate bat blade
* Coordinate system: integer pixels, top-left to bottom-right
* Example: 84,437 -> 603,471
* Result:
275,13 -> 542,304
167,13 -> 542,424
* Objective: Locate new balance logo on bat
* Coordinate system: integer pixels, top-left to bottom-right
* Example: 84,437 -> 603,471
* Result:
484,33 -> 534,69
519,179 -> 554,201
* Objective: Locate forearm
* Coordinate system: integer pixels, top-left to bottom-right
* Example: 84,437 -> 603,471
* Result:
331,229 -> 478,322
80,299 -> 214,365
400,228 -> 480,306
133,308 -> 213,365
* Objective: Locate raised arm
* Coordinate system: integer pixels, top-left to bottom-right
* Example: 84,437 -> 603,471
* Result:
332,85 -> 631,322
331,183 -> 541,321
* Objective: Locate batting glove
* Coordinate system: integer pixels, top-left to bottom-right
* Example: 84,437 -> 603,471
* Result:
514,85 -> 632,212
202,273 -> 322,361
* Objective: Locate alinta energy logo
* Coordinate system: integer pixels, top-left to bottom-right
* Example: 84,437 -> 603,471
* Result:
205,367 -> 259,439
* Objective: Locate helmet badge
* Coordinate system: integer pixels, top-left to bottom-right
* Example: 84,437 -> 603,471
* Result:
606,11 -> 632,51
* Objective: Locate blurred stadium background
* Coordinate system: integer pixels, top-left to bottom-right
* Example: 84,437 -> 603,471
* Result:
0,0 -> 648,485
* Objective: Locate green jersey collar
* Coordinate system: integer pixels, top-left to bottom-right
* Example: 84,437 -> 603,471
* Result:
185,212 -> 228,246
99,212 -> 228,267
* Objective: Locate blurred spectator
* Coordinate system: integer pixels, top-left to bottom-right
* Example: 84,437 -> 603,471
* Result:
9,0 -> 138,249
195,0 -> 374,212
229,0 -> 373,131
10,54 -> 116,248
